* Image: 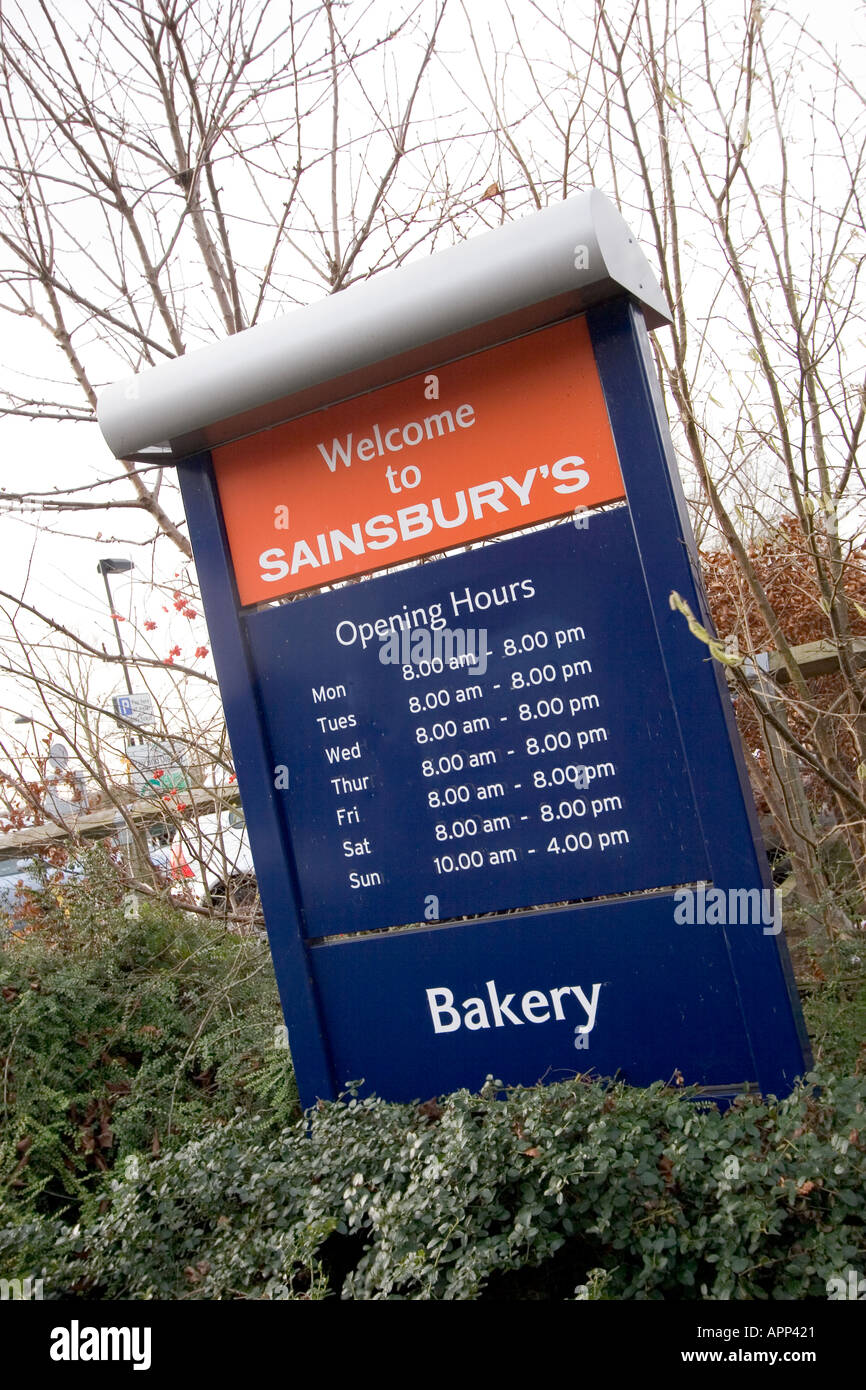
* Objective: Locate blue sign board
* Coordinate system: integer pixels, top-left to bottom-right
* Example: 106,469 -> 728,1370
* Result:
171,298 -> 811,1109
246,510 -> 709,937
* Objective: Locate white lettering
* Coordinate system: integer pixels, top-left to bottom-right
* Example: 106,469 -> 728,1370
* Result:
552,456 -> 590,494
502,469 -> 537,507
469,480 -> 507,518
317,436 -> 353,471
573,983 -> 602,1033
521,989 -> 551,1023
259,547 -> 289,582
486,978 -> 523,1027
427,987 -> 460,1033
426,978 -> 604,1034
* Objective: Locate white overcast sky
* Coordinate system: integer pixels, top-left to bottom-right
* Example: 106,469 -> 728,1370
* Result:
0,0 -> 862,764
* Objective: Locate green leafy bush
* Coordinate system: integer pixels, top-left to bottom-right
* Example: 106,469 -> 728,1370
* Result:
2,848 -> 864,1300
3,1071 -> 864,1300
800,940 -> 866,1075
0,847 -> 297,1213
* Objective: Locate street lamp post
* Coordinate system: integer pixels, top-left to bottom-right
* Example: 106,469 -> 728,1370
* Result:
11,713 -> 35,777
96,557 -> 150,884
96,558 -> 134,695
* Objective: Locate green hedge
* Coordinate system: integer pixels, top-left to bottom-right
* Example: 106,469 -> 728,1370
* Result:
0,847 -> 296,1212
3,1071 -> 864,1300
2,851 -> 864,1300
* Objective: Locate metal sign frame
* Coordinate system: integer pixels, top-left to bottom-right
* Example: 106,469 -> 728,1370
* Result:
173,297 -> 811,1108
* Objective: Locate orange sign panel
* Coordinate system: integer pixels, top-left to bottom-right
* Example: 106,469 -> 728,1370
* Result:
212,315 -> 625,606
